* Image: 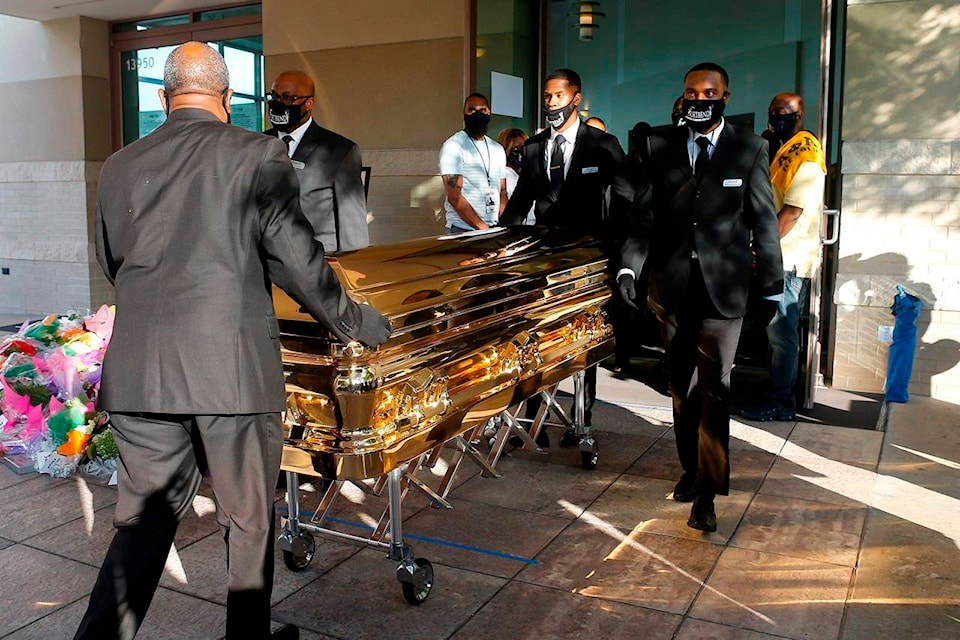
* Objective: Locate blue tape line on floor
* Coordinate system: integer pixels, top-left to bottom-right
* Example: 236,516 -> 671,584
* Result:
276,507 -> 538,565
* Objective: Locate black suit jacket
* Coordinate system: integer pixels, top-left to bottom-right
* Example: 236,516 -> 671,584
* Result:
96,108 -> 369,414
265,121 -> 369,253
623,122 -> 782,318
501,121 -> 634,242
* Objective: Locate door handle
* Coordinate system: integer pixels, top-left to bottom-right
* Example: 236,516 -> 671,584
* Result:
821,209 -> 840,246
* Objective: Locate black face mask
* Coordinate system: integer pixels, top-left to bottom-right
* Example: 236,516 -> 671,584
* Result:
767,112 -> 800,144
463,111 -> 491,137
683,98 -> 726,133
671,105 -> 685,127
508,147 -> 523,171
268,100 -> 304,132
544,99 -> 578,130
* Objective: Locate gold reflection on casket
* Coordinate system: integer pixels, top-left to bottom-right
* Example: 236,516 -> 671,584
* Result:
276,227 -> 614,480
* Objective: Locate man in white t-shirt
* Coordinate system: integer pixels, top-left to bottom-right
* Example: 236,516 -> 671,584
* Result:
439,93 -> 508,233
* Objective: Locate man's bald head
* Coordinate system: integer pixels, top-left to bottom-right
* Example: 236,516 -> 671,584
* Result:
271,71 -> 315,98
164,41 -> 229,98
769,92 -> 803,114
268,71 -> 316,131
767,92 -> 804,140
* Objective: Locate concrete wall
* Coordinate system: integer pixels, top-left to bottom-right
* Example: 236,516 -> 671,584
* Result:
836,0 -> 960,401
0,15 -> 113,316
262,0 -> 467,244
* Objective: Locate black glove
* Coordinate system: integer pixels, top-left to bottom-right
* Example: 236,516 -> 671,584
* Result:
355,304 -> 393,348
618,273 -> 639,311
756,298 -> 779,327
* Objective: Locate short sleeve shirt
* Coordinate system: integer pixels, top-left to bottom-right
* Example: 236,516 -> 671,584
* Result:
439,130 -> 507,230
775,160 -> 826,278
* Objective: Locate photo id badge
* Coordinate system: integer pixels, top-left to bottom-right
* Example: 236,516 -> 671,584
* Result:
485,187 -> 496,218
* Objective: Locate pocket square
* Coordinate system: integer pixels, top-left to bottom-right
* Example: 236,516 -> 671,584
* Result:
722,178 -> 742,187
582,166 -> 599,174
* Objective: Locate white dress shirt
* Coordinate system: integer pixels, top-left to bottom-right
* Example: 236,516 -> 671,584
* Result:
687,118 -> 724,171
277,118 -> 312,158
544,115 -> 581,178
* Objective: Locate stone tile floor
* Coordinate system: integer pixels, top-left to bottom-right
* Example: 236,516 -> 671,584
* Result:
1,369 -> 958,639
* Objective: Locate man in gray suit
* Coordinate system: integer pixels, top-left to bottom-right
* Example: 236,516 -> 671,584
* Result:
74,43 -> 391,640
265,70 -> 370,253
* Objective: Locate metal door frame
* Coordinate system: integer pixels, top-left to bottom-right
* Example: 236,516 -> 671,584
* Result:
108,6 -> 262,150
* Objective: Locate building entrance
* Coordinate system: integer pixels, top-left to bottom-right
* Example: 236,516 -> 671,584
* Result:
109,4 -> 263,148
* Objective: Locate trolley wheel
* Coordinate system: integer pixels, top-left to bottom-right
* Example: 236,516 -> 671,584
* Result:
400,558 -> 434,605
581,449 -> 599,470
282,530 -> 316,572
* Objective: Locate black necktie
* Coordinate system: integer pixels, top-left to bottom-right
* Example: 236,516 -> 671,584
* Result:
549,134 -> 566,194
694,136 -> 710,179
282,135 -> 294,155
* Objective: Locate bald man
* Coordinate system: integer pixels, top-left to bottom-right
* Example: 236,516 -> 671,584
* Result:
265,71 -> 369,253
741,93 -> 826,422
74,43 -> 390,640
584,116 -> 606,131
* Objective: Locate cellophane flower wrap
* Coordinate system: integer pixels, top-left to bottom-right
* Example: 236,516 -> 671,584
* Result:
0,305 -> 117,478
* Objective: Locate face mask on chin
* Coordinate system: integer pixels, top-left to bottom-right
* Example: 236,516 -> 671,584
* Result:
463,111 -> 491,137
543,98 -> 578,130
268,100 -> 303,132
683,98 -> 726,133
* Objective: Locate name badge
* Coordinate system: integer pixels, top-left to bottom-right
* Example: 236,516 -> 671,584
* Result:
291,160 -> 305,170
722,178 -> 742,187
582,166 -> 599,174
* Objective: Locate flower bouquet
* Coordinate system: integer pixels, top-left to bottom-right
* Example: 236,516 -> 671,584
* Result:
0,305 -> 117,478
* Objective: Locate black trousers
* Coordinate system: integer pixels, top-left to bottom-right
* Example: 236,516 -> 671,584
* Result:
656,261 -> 742,497
74,413 -> 282,640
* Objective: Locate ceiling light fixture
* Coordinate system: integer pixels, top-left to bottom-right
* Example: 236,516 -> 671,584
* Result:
571,1 -> 605,42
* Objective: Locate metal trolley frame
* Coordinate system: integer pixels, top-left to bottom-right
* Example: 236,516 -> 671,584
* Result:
276,368 -> 594,605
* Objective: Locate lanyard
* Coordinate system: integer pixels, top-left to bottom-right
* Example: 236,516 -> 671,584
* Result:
470,136 -> 492,185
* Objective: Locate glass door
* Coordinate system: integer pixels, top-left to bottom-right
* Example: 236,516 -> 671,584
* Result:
110,5 -> 263,148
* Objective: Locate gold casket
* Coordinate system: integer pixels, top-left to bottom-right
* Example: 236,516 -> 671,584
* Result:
275,226 -> 614,481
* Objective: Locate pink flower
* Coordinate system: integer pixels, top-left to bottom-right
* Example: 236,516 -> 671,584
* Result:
84,305 -> 115,343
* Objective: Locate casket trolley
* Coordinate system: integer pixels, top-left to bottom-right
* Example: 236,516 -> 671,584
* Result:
275,227 -> 614,604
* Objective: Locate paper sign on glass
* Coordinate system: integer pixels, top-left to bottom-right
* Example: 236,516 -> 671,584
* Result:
491,72 -> 523,118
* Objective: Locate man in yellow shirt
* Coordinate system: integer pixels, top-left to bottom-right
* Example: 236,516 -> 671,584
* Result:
742,93 -> 826,422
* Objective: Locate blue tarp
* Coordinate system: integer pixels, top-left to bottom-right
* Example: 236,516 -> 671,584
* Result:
885,285 -> 922,403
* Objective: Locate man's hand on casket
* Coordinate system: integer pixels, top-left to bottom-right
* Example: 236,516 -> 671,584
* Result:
618,273 -> 639,311
356,304 -> 393,348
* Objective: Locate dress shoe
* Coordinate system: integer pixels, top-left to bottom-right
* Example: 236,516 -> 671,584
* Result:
559,429 -> 580,448
271,624 -> 299,640
687,495 -> 717,532
536,428 -> 550,448
741,401 -> 796,422
672,472 -> 698,503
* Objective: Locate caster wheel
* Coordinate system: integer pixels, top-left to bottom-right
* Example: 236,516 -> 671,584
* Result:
400,558 -> 434,605
282,530 -> 316,572
581,449 -> 598,470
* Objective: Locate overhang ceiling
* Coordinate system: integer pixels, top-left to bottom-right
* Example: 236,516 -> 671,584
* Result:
0,0 -> 233,22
